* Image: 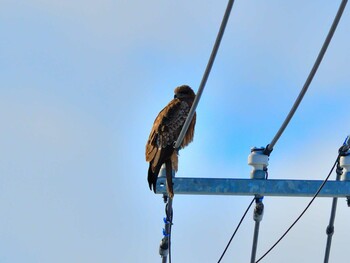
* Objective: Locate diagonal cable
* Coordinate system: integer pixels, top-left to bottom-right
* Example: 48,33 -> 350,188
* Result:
255,155 -> 340,263
217,197 -> 255,263
266,0 -> 348,154
174,0 -> 235,149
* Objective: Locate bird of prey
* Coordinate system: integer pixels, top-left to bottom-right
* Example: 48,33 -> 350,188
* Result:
145,85 -> 196,198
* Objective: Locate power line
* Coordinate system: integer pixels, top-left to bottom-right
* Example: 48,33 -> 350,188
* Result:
255,155 -> 340,263
174,0 -> 235,150
265,0 -> 348,154
217,197 -> 255,263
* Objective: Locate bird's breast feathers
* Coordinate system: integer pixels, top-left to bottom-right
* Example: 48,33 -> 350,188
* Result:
145,99 -> 195,162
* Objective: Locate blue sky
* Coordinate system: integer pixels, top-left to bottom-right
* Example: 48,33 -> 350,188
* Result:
1,0 -> 350,262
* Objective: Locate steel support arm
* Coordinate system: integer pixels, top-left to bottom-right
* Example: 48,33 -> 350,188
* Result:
155,178 -> 350,197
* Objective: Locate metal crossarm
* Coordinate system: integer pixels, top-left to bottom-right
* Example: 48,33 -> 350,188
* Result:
155,178 -> 350,197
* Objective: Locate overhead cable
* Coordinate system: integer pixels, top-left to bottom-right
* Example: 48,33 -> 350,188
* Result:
174,0 -> 235,149
266,0 -> 348,154
255,154 -> 340,262
217,197 -> 255,263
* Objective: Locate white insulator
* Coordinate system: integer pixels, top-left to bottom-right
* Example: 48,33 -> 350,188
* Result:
340,154 -> 350,181
248,148 -> 269,179
159,237 -> 169,257
253,202 -> 264,222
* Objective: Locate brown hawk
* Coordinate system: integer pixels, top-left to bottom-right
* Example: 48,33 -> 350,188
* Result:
145,85 -> 196,198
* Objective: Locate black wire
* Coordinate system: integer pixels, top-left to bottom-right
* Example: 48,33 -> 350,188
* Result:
255,155 -> 340,263
217,197 -> 255,263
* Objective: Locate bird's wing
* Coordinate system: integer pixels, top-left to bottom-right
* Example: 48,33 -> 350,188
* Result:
145,99 -> 190,164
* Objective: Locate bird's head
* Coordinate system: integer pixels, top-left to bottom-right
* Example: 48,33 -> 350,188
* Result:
173,85 -> 195,100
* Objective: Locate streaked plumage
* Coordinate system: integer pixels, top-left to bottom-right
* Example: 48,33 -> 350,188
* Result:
146,85 -> 196,198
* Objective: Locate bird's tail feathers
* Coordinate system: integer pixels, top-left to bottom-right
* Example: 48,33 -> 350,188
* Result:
165,160 -> 174,199
147,161 -> 173,198
148,164 -> 160,193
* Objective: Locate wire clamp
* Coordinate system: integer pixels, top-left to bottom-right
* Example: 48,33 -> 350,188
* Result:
162,228 -> 170,237
326,225 -> 334,236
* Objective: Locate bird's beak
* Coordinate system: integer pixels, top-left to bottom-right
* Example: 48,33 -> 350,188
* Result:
174,94 -> 177,99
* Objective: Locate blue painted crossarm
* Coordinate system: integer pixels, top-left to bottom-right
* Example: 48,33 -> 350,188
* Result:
156,177 -> 350,198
